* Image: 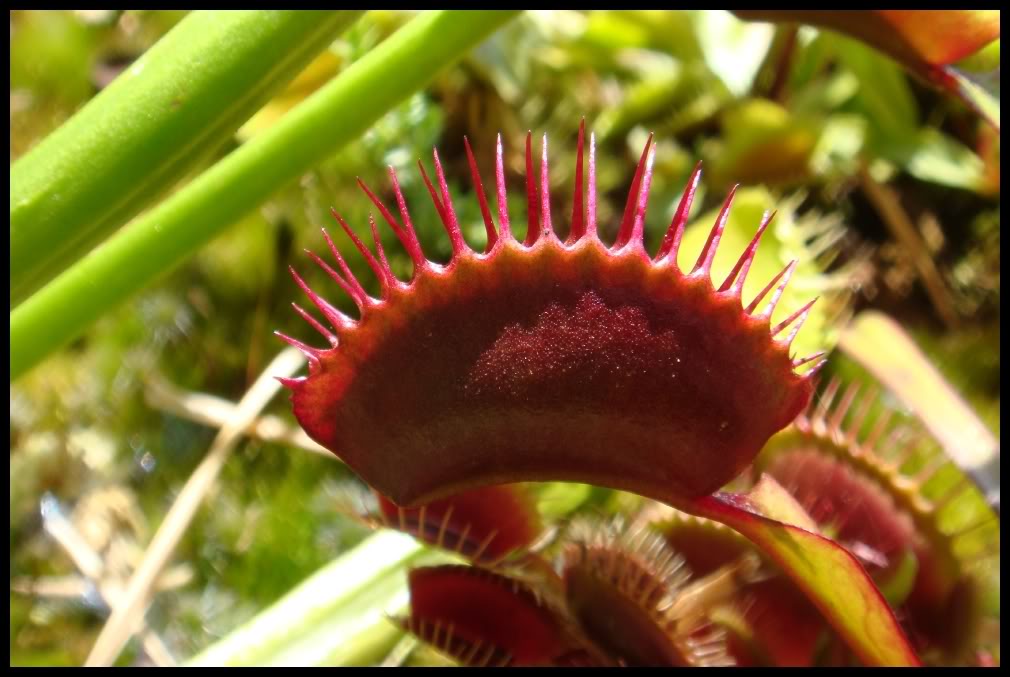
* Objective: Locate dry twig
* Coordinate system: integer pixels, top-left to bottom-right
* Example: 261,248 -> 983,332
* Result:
84,348 -> 306,666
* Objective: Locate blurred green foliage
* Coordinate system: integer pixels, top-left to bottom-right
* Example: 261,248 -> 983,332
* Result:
10,9 -> 998,666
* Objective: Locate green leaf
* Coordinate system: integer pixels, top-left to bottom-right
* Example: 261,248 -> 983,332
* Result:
595,68 -> 684,142
705,98 -> 822,187
10,10 -> 364,306
838,311 -> 1000,509
809,113 -> 866,176
944,66 -> 1000,132
535,482 -> 595,520
825,33 -> 919,143
9,11 -> 97,107
9,10 -> 521,382
186,531 -> 454,666
884,128 -> 986,191
691,10 -> 774,98
686,477 -> 921,667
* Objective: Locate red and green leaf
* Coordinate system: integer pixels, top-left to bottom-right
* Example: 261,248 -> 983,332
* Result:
733,10 -> 1000,128
683,476 -> 921,666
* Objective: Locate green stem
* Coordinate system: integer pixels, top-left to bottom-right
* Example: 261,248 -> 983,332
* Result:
10,10 -> 363,306
9,10 -> 521,382
185,531 -> 453,666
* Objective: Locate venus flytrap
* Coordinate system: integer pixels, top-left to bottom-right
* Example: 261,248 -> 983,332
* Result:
280,125 -> 920,666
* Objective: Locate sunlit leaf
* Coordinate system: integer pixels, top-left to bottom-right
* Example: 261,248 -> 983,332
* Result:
705,98 -> 821,188
945,67 -> 1001,132
690,10 -> 774,97
839,311 -> 1000,511
809,113 -> 866,176
824,33 -> 919,143
882,128 -> 987,191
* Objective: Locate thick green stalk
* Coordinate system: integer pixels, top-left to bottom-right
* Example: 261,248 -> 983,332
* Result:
9,10 -> 520,382
10,10 -> 363,306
